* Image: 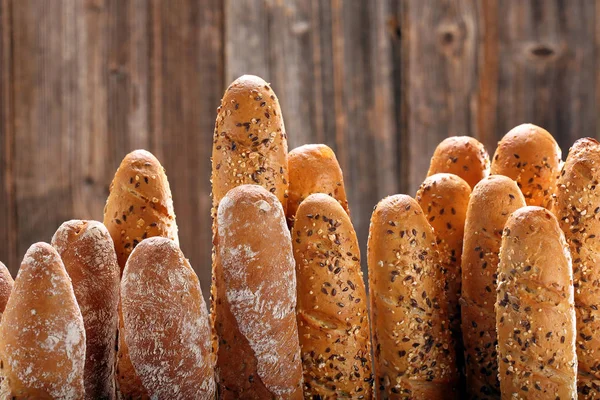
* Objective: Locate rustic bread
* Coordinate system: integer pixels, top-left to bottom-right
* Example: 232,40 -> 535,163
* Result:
214,185 -> 303,399
460,175 -> 525,399
292,193 -> 372,398
491,123 -> 562,208
121,237 -> 215,399
0,261 -> 13,316
52,220 -> 120,400
287,144 -> 349,226
368,195 -> 459,399
496,206 -> 577,399
552,137 -> 600,398
427,136 -> 490,189
0,243 -> 86,399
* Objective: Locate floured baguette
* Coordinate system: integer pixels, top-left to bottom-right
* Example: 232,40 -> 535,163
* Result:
215,185 -> 303,399
0,242 -> 86,399
121,237 -> 215,399
0,262 -> 13,316
52,220 -> 120,400
461,175 -> 525,399
496,206 -> 576,399
552,137 -> 600,398
292,193 -> 372,398
368,195 -> 459,399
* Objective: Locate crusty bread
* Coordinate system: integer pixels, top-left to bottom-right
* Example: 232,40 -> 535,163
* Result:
52,220 -> 120,400
0,261 -> 13,316
287,144 -> 349,226
211,74 -> 289,217
292,193 -> 372,398
121,237 -> 215,399
0,242 -> 86,399
427,136 -> 490,189
460,175 -> 525,399
552,137 -> 600,398
491,124 -> 562,208
368,195 -> 459,399
496,206 -> 577,399
214,185 -> 303,399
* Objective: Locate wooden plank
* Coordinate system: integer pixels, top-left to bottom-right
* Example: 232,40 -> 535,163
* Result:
148,0 -> 224,292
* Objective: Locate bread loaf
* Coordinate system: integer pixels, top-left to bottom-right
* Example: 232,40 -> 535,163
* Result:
0,243 -> 86,399
121,237 -> 215,399
292,193 -> 372,398
287,144 -> 349,225
552,137 -> 600,398
215,185 -> 303,399
491,124 -> 561,208
460,175 -> 525,399
52,220 -> 120,400
496,206 -> 577,399
427,136 -> 490,189
368,195 -> 459,399
0,262 -> 13,316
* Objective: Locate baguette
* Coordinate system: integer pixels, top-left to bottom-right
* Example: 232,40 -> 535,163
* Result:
368,195 -> 459,399
292,193 -> 372,398
121,237 -> 215,399
0,262 -> 13,316
427,136 -> 490,189
490,124 -> 561,208
496,206 -> 577,399
0,243 -> 86,398
287,144 -> 349,225
52,220 -> 120,400
552,137 -> 600,398
215,185 -> 303,399
460,175 -> 525,399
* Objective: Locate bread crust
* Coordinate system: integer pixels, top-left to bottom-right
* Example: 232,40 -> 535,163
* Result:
121,237 -> 215,399
496,206 -> 577,399
292,193 -> 372,398
214,185 -> 303,399
52,220 -> 120,400
0,243 -> 86,399
491,124 -> 562,208
552,137 -> 600,398
368,195 -> 459,399
287,144 -> 349,226
0,262 -> 13,316
460,176 -> 525,399
427,136 -> 490,189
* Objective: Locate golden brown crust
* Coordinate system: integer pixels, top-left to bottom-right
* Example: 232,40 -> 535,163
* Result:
214,185 -> 303,399
0,243 -> 86,399
121,237 -> 216,399
52,220 -> 120,400
552,137 -> 600,398
496,207 -> 576,399
460,176 -> 525,399
292,193 -> 372,398
368,195 -> 459,399
491,124 -> 562,208
427,136 -> 490,189
287,144 -> 349,226
0,262 -> 13,316
211,74 -> 289,217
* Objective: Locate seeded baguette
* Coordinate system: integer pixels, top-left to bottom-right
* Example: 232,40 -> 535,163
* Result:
368,195 -> 459,399
52,220 -> 120,400
215,185 -> 303,399
0,243 -> 86,399
0,262 -> 13,316
460,176 -> 525,399
292,193 -> 372,398
491,124 -> 562,208
552,138 -> 600,398
121,237 -> 215,399
496,206 -> 577,399
427,136 -> 490,189
287,144 -> 349,226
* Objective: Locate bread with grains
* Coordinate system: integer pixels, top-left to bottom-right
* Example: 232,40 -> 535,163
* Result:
0,262 -> 13,316
368,195 -> 459,399
496,206 -> 576,399
292,193 -> 372,398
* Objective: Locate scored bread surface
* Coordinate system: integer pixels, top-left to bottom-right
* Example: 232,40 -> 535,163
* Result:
0,261 -> 13,317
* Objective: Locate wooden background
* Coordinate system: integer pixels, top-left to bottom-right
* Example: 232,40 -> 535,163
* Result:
0,0 -> 598,292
